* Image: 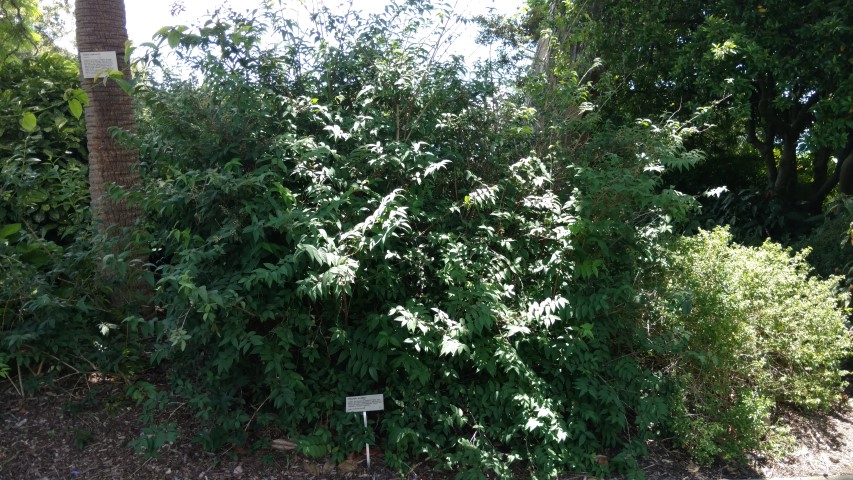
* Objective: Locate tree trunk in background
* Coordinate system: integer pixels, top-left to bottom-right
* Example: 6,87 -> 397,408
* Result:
774,132 -> 798,200
530,0 -> 599,154
838,147 -> 853,196
531,0 -> 600,85
530,0 -> 558,79
75,0 -> 140,232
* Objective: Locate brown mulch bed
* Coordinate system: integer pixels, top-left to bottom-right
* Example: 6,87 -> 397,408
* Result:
636,398 -> 853,479
1,376 -> 851,480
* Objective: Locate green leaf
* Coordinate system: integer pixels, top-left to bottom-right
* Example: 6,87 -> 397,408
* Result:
0,223 -> 22,240
124,40 -> 135,63
68,99 -> 83,119
168,30 -> 181,48
20,111 -> 37,132
113,78 -> 132,94
440,337 -> 466,356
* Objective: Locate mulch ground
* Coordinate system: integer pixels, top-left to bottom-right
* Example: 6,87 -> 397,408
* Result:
1,374 -> 851,480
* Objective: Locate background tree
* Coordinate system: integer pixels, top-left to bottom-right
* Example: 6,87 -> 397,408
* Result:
524,0 -> 853,215
0,0 -> 39,60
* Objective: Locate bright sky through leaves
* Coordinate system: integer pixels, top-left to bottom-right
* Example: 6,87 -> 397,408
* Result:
53,0 -> 524,64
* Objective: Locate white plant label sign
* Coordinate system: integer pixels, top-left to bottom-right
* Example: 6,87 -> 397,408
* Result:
80,51 -> 118,79
345,393 -> 385,469
345,394 -> 384,413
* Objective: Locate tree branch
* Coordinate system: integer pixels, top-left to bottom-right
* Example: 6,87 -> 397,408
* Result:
791,92 -> 819,131
812,133 -> 853,205
748,81 -> 778,186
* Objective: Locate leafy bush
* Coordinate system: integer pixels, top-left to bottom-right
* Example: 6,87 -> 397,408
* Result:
0,51 -> 142,393
126,3 -> 701,477
0,52 -> 89,241
0,226 -> 141,392
793,201 -> 853,278
649,227 -> 852,463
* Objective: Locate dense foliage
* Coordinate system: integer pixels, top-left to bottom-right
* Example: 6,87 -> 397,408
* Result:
1,0 -> 72,60
1,1 -> 850,477
0,52 -> 88,240
0,40 -> 144,393
517,0 -> 853,239
120,4 -> 706,476
0,0 -> 41,60
650,227 -> 852,463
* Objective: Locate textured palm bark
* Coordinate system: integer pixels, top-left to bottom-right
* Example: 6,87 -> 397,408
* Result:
75,0 -> 141,232
75,0 -> 150,311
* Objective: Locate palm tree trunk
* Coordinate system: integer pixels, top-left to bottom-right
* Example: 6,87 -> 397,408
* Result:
75,0 -> 141,232
75,0 -> 149,311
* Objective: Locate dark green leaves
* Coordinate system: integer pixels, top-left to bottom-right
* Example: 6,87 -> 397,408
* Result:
0,223 -> 21,240
128,2 -> 703,476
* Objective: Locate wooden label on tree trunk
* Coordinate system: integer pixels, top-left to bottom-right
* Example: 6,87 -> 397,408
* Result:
80,51 -> 119,79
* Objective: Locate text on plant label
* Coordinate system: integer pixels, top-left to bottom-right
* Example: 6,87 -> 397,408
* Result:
80,51 -> 119,79
345,394 -> 384,412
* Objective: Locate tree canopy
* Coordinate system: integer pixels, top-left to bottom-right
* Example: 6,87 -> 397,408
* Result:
523,0 -> 853,216
1,0 -> 72,60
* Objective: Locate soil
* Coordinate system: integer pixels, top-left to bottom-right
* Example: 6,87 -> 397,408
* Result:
1,376 -> 851,480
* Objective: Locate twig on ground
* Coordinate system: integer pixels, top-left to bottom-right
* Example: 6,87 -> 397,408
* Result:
129,456 -> 153,478
167,402 -> 186,420
16,362 -> 24,398
6,373 -> 23,397
244,393 -> 271,432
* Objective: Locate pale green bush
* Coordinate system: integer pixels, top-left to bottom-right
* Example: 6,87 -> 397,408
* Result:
651,227 -> 852,463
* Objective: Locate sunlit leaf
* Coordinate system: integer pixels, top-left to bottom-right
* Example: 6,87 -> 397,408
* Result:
68,99 -> 83,119
20,111 -> 37,132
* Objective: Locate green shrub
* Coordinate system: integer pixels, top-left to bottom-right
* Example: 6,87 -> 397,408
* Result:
0,224 -> 146,394
126,3 -> 699,477
792,202 -> 853,278
650,227 -> 852,463
0,52 -> 89,242
0,51 -> 142,393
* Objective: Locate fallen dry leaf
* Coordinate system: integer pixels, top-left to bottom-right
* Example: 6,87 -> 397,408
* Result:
303,460 -> 322,476
357,445 -> 383,458
338,457 -> 360,473
270,438 -> 296,451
